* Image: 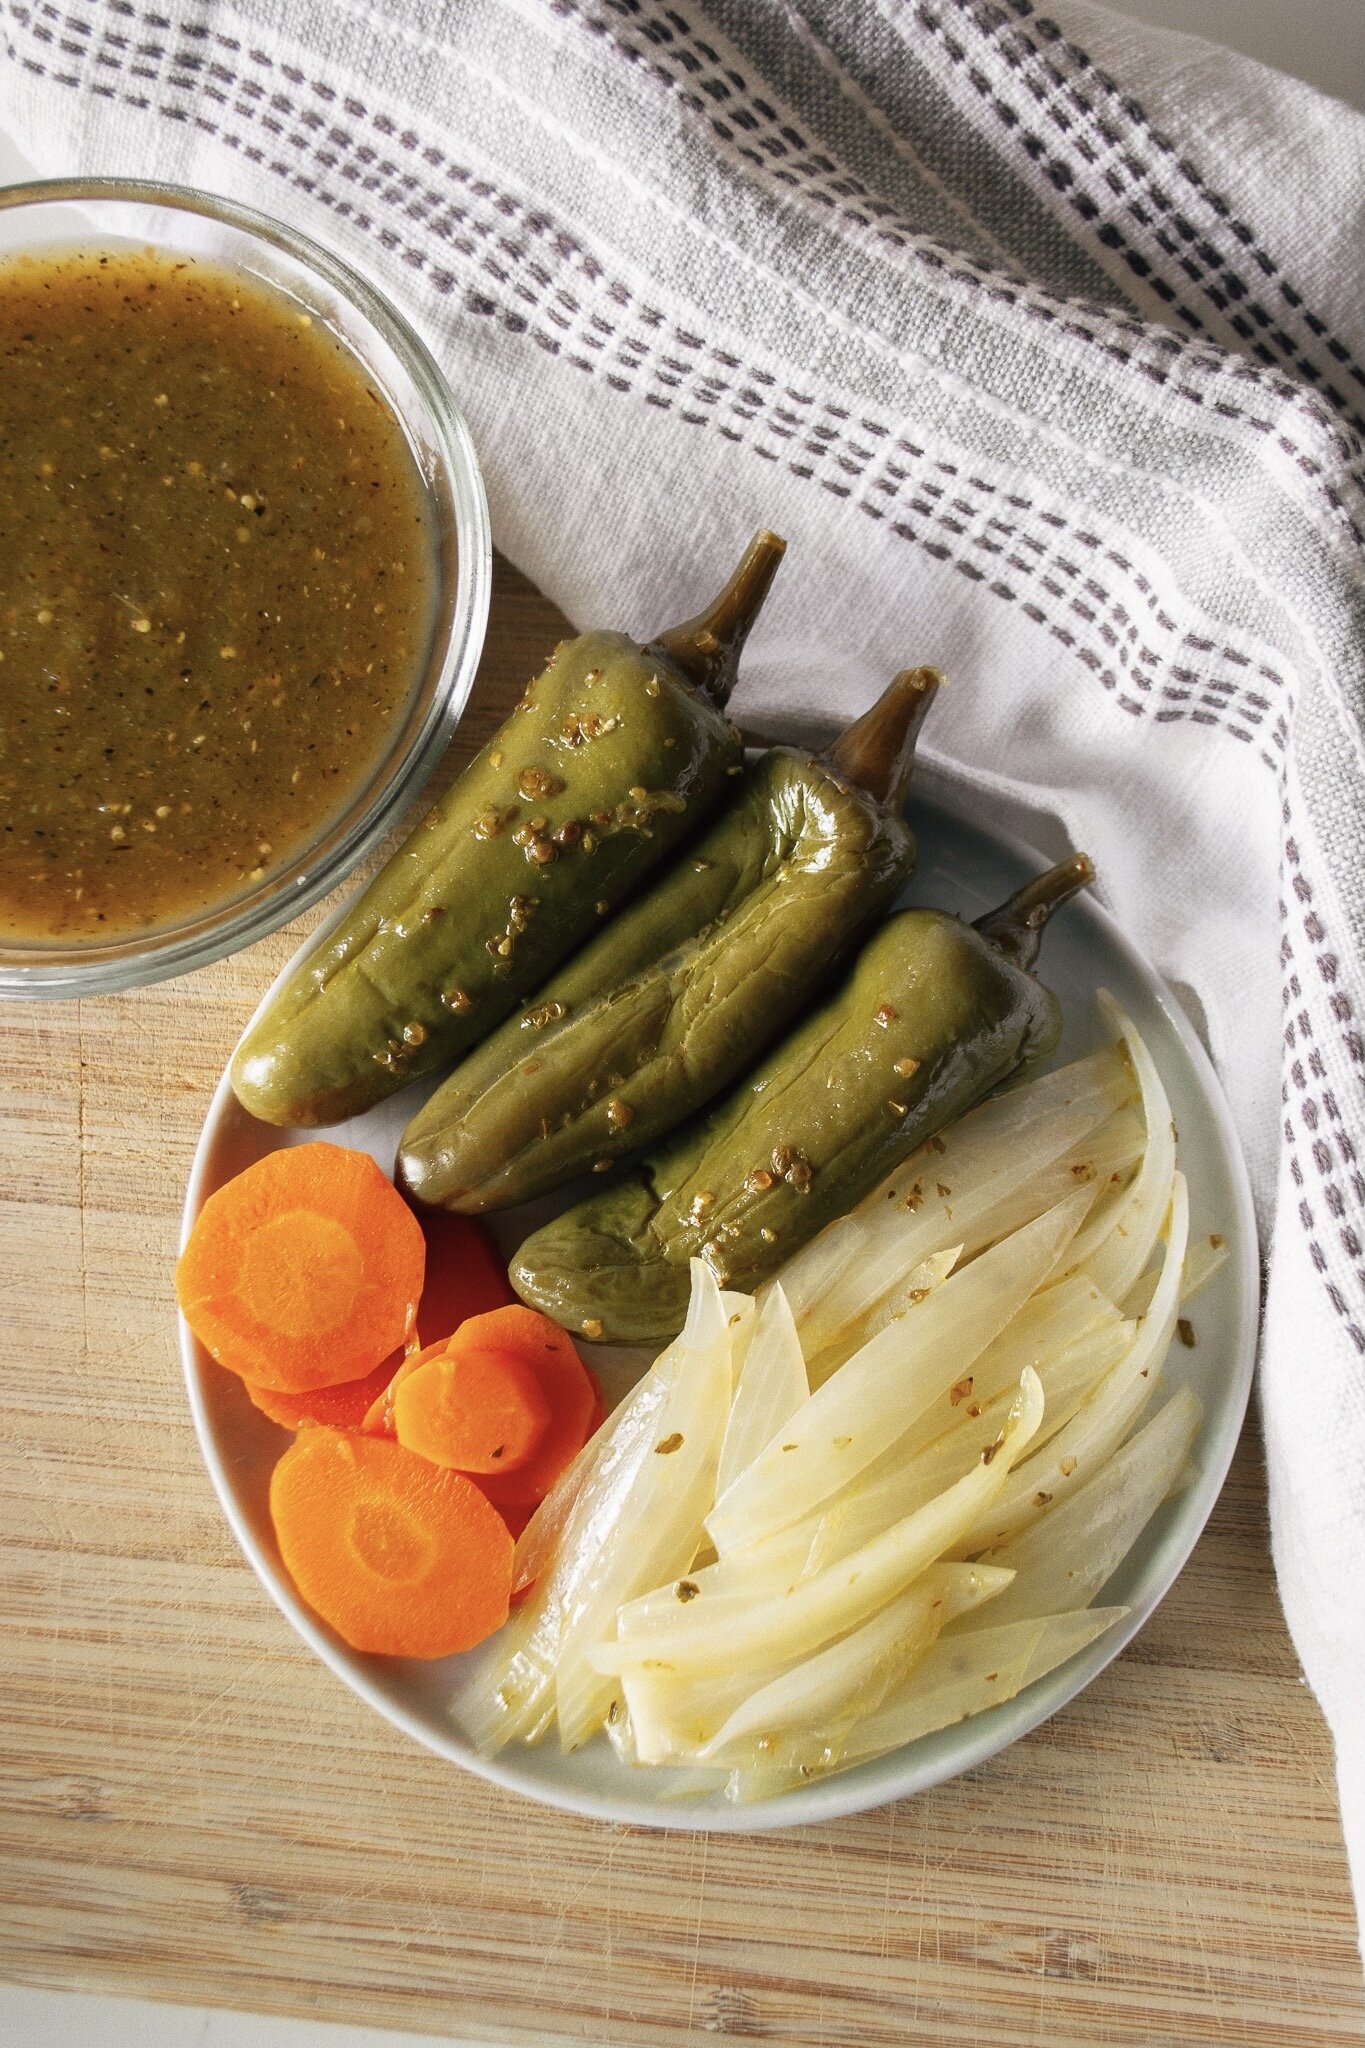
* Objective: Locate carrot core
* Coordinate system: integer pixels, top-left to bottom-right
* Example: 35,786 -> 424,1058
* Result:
349,1497 -> 433,1581
270,1428 -> 512,1658
239,1212 -> 365,1336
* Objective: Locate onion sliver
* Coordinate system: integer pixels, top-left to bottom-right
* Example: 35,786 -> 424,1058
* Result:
1122,1228 -> 1228,1319
772,1048 -> 1133,1358
553,1262 -> 734,1748
592,1370 -> 1044,1681
454,1357 -> 678,1753
798,1313 -> 1136,1578
695,1563 -> 1011,1767
900,1271 -> 1125,1460
803,1249 -> 959,1390
961,1385 -> 1201,1630
955,1173 -> 1188,1555
714,1285 -> 808,1504
1063,992 -> 1176,1304
706,1188 -> 1094,1559
839,1607 -> 1129,1763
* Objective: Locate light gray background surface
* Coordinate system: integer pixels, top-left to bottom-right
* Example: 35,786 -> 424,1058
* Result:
1112,0 -> 1363,107
1,0 -> 1360,2041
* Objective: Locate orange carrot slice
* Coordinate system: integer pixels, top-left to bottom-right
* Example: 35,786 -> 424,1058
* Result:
394,1347 -> 551,1474
269,1427 -> 512,1658
246,1349 -> 403,1432
177,1144 -> 424,1393
415,1209 -> 516,1347
357,1212 -> 515,1434
452,1306 -> 596,1510
360,1338 -> 447,1436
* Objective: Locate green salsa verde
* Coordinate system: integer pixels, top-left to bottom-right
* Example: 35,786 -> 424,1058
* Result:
0,246 -> 437,943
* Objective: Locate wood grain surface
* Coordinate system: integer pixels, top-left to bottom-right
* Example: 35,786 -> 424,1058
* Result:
1,558 -> 1361,2048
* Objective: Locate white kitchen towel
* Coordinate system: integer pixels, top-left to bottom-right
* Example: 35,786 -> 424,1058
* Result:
3,0 -> 1363,1909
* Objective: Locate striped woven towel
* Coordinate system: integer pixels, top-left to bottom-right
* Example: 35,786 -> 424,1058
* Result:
3,0 -> 1363,1901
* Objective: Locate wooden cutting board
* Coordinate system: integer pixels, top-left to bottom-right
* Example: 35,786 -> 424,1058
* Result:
1,557 -> 1360,2048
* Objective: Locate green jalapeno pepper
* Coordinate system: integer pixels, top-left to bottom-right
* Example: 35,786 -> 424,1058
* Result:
396,668 -> 940,1211
510,855 -> 1095,1343
230,532 -> 785,1127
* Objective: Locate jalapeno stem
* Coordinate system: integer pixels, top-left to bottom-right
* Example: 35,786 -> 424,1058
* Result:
650,529 -> 786,707
974,853 -> 1096,970
822,666 -> 942,805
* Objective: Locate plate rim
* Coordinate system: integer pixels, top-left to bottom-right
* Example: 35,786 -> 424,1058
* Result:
178,770 -> 1261,1833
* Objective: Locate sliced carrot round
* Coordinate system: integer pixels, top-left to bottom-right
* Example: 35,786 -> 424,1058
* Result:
394,1347 -> 551,1474
177,1143 -> 424,1392
361,1339 -> 448,1437
270,1427 -> 512,1658
245,1348 -> 403,1432
358,1210 -> 516,1434
449,1306 -> 596,1509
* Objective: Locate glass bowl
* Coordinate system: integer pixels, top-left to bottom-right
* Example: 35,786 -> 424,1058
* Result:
0,178 -> 491,997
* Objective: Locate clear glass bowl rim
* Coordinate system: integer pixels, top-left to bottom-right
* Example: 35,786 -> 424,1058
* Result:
0,175 -> 492,998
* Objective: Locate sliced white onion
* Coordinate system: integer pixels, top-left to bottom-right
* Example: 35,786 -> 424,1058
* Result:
960,1386 -> 1201,1630
839,1607 -> 1129,1762
695,1563 -> 1011,1768
955,1172 -> 1188,1555
771,1046 -> 1134,1354
453,1001 -> 1204,1802
714,1285 -> 808,1503
797,1313 -> 1135,1578
553,1262 -> 735,1748
803,1248 -> 959,1390
1122,1227 -> 1229,1319
705,1188 -> 1093,1559
1060,992 -> 1176,1305
453,1356 -> 679,1754
593,1369 -> 1045,1681
893,1270 -> 1125,1465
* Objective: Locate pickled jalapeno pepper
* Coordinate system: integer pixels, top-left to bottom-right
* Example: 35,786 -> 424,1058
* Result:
510,855 -> 1095,1343
230,532 -> 785,1127
397,668 -> 941,1212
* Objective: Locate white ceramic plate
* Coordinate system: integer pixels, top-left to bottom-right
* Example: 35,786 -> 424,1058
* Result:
179,776 -> 1259,1831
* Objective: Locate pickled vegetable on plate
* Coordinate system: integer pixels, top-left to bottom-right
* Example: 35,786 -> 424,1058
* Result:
460,998 -> 1201,1793
510,854 -> 1095,1343
230,531 -> 786,1128
397,667 -> 941,1212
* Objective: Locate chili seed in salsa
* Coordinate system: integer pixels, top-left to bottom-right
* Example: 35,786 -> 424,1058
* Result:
0,246 -> 437,943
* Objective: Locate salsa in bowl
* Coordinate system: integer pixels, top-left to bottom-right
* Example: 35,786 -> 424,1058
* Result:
0,179 -> 490,996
